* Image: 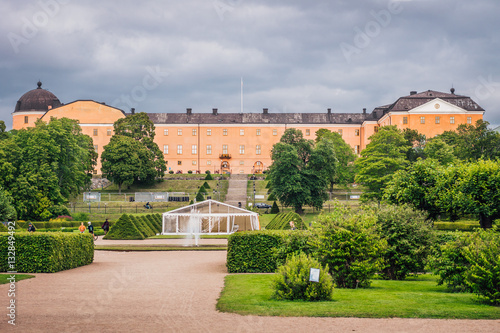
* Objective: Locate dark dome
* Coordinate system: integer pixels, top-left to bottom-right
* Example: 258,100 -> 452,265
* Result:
14,81 -> 62,112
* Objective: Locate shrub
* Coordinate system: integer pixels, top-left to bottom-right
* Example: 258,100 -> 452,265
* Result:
205,173 -> 213,180
270,201 -> 280,214
0,233 -> 94,273
104,214 -> 145,240
272,253 -> 334,301
312,204 -> 387,288
462,229 -> 500,305
72,212 -> 90,222
202,181 -> 210,189
433,222 -> 480,231
169,170 -> 174,174
0,223 -> 7,232
195,192 -> 205,202
266,212 -> 306,230
205,170 -> 211,174
267,193 -> 276,201
189,200 -> 194,205
129,215 -> 155,237
375,204 -> 434,280
187,170 -> 193,174
273,230 -> 314,267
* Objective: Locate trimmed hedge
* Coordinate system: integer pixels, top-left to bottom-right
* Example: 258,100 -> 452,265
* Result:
0,232 -> 94,273
15,221 -> 114,230
104,214 -> 145,240
266,212 -> 306,230
0,223 -> 8,232
130,215 -> 155,237
226,230 -> 311,273
434,222 -> 481,231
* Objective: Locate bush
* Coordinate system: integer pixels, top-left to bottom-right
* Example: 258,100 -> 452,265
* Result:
202,181 -> 210,189
273,230 -> 313,267
195,192 -> 205,202
312,204 -> 386,288
267,193 -> 276,201
0,223 -> 7,232
129,215 -> 155,237
205,170 -> 211,174
104,214 -> 145,240
188,170 -> 193,174
375,204 -> 434,280
169,170 -> 174,174
0,233 -> 94,273
266,212 -> 306,230
433,222 -> 480,231
270,201 -> 280,214
72,212 -> 90,222
272,253 -> 334,301
205,173 -> 213,180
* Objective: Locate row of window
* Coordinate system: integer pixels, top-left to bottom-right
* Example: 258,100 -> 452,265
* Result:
162,128 -> 277,136
403,116 -> 472,125
170,160 -> 258,166
163,145 -> 262,155
92,129 -> 113,136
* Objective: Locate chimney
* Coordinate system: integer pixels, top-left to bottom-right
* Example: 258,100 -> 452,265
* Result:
327,108 -> 331,114
263,108 -> 268,114
363,108 -> 366,114
212,108 -> 218,115
186,108 -> 192,115
410,91 -> 417,95
131,108 -> 135,114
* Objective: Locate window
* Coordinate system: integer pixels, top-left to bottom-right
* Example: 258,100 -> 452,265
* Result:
93,129 -> 98,136
164,129 -> 169,136
177,145 -> 182,154
450,116 -> 455,124
420,117 -> 425,124
192,129 -> 197,136
467,117 -> 472,124
222,145 -> 228,154
163,145 -> 169,154
256,145 -> 261,155
305,129 -> 310,136
355,129 -> 360,136
354,145 -> 360,154
403,117 -> 408,125
192,145 -> 197,155
223,129 -> 228,136
273,129 -> 278,136
107,129 -> 112,136
239,145 -> 245,154
177,129 -> 182,136
24,116 -> 28,124
93,169 -> 97,175
240,129 -> 244,136
206,145 -> 212,155
374,126 -> 379,133
177,161 -> 182,165
192,161 -> 197,165
207,160 -> 212,165
256,129 -> 261,136
93,145 -> 98,152
240,160 -> 244,165
207,129 -> 212,136
435,116 -> 440,124
338,129 -> 343,136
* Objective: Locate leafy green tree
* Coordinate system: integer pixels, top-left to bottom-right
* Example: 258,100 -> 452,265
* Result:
113,112 -> 166,183
270,201 -> 279,214
453,120 -> 500,160
101,135 -> 143,194
423,137 -> 456,165
312,203 -> 386,288
0,187 -> 16,221
374,204 -> 434,280
308,138 -> 338,192
355,126 -> 408,201
403,128 -> 426,162
0,120 -> 9,140
280,128 -> 314,163
315,129 -> 356,185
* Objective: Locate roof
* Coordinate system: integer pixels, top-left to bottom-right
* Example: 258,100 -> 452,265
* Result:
164,199 -> 258,216
14,81 -> 62,112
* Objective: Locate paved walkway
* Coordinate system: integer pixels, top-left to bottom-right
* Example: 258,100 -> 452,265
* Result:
1,251 -> 498,333
224,174 -> 248,208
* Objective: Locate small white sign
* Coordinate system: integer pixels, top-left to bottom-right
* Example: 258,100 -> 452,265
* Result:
309,268 -> 320,283
255,195 -> 265,199
155,195 -> 165,199
350,195 -> 360,200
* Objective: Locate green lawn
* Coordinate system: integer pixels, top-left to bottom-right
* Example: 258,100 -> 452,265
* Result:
217,274 -> 500,319
0,274 -> 35,284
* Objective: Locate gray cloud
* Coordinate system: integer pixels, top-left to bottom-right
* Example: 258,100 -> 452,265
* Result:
1,0 -> 499,129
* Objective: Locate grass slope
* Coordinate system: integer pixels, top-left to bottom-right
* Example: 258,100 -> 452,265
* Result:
0,274 -> 35,284
217,274 -> 500,319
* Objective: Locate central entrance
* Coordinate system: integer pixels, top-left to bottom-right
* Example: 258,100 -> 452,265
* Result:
221,161 -> 230,173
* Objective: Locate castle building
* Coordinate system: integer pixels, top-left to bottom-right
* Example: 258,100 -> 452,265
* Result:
12,83 -> 484,174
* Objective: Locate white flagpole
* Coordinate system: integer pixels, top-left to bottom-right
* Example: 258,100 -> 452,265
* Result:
240,77 -> 243,114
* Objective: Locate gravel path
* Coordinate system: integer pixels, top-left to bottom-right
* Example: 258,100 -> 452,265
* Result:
1,250 -> 498,333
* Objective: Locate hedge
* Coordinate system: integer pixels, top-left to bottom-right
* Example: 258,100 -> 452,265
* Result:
104,214 -> 145,240
265,212 -> 306,230
0,232 -> 94,273
226,230 -> 310,273
130,215 -> 155,237
434,222 -> 481,231
15,221 -> 114,230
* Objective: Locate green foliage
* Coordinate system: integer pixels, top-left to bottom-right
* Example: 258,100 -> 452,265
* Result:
104,214 -> 145,240
0,187 -> 16,221
227,231 -> 286,273
309,137 -> 339,192
270,201 -> 280,214
72,212 -> 90,222
187,170 -> 193,174
189,199 -> 194,205
129,215 -> 155,237
146,214 -> 162,233
272,253 -> 334,301
312,204 -> 387,288
202,181 -> 210,189
266,212 -> 306,230
355,126 -> 408,201
273,230 -> 313,267
433,222 -> 480,231
451,120 -> 500,160
403,128 -> 426,162
0,223 -> 7,232
195,191 -> 205,202
374,204 -> 434,280
205,173 -> 213,180
267,193 -> 276,201
0,233 -> 93,273
424,138 -> 456,165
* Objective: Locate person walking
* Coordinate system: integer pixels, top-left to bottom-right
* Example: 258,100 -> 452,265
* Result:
87,221 -> 94,236
101,218 -> 110,235
79,222 -> 86,233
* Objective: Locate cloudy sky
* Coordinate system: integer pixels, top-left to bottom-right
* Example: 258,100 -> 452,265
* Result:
1,0 -> 499,130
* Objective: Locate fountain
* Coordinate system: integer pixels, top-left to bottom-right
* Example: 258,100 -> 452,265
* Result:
183,208 -> 201,246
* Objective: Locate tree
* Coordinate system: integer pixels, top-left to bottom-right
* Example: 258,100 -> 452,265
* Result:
423,137 -> 456,165
113,112 -> 166,183
315,129 -> 357,186
453,120 -> 500,160
355,126 -> 408,201
268,136 -> 327,214
0,187 -> 16,221
308,138 -> 338,192
403,128 -> 426,162
280,128 -> 314,163
101,135 -> 143,194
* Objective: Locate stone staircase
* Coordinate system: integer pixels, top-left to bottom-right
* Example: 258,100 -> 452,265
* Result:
224,174 -> 248,208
